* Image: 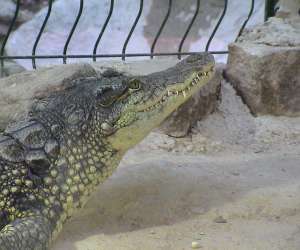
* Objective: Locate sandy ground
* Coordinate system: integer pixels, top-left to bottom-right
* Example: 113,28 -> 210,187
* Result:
53,81 -> 300,250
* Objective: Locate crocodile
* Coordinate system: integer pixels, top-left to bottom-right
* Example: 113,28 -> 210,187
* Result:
0,53 -> 215,250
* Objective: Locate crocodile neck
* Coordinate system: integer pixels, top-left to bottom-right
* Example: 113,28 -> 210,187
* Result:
49,126 -> 123,240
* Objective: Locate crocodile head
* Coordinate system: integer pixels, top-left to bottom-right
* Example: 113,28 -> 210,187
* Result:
96,54 -> 215,152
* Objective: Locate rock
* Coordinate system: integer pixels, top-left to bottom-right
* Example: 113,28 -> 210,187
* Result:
0,0 -> 33,76
213,215 -> 227,223
137,132 -> 176,152
0,0 -> 19,22
0,60 -> 26,78
159,65 -> 222,138
277,0 -> 300,17
145,0 -> 223,54
0,0 -> 33,32
226,17 -> 300,116
191,241 -> 202,249
0,23 -> 8,36
0,63 -> 96,130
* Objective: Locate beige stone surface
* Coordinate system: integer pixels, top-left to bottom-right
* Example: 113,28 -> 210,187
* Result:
52,80 -> 300,250
159,65 -> 222,137
226,17 -> 300,116
0,63 -> 96,130
52,150 -> 300,250
278,0 -> 300,16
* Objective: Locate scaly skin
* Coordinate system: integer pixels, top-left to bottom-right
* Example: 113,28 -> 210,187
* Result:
0,54 -> 215,250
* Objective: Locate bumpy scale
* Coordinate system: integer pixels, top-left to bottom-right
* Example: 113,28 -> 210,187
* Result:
0,54 -> 215,250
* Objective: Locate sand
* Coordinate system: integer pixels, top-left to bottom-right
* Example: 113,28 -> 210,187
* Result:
53,81 -> 300,250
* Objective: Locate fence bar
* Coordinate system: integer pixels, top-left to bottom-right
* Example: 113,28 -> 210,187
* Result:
264,0 -> 279,21
32,0 -> 53,69
205,0 -> 228,52
150,0 -> 172,59
235,0 -> 255,41
122,0 -> 144,61
63,0 -> 84,64
93,0 -> 114,62
0,0 -> 20,76
178,0 -> 200,59
0,51 -> 228,60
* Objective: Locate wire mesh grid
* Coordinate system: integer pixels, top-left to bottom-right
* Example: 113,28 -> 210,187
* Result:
0,0 -> 257,71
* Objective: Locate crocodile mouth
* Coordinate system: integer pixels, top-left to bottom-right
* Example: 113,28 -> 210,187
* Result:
138,67 -> 214,113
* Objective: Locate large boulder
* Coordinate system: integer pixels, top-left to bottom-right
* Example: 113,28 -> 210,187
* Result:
0,63 -> 96,130
0,60 -> 25,78
159,65 -> 222,137
277,0 -> 300,17
0,0 -> 32,35
225,17 -> 300,116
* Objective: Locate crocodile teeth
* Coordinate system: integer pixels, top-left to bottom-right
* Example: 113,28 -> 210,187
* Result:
139,70 -> 212,113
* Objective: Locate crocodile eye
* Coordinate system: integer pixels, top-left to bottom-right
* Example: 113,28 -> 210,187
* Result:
96,88 -> 117,107
128,79 -> 141,91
